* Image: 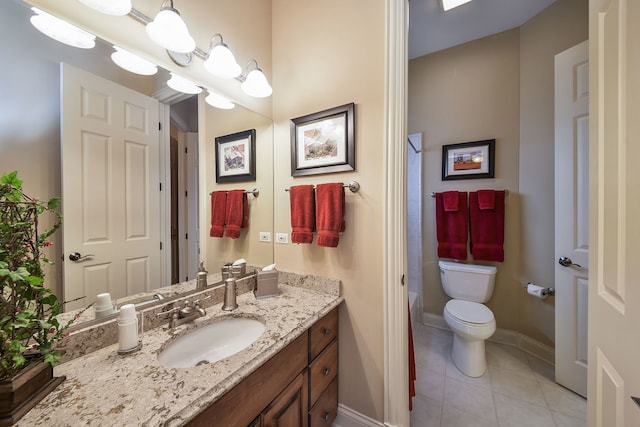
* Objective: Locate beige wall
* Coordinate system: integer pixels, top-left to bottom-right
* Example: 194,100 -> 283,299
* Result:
408,29 -> 522,334
518,0 -> 588,345
202,103 -> 274,271
272,0 -> 386,420
408,0 -> 587,347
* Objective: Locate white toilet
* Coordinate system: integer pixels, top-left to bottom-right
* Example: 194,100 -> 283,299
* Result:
439,260 -> 497,377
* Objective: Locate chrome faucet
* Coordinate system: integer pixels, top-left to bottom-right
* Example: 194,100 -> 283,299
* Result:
157,296 -> 211,328
222,277 -> 238,311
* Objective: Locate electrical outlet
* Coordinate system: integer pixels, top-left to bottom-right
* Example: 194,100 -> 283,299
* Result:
276,233 -> 289,244
259,232 -> 271,242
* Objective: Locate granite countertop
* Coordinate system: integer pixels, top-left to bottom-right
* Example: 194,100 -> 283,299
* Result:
17,283 -> 343,426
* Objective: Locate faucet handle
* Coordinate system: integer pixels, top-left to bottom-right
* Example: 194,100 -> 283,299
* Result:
193,295 -> 212,308
156,306 -> 179,318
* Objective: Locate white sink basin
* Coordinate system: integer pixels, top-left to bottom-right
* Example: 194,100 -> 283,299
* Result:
157,317 -> 266,368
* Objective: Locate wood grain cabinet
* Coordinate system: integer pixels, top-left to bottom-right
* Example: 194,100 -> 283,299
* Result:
186,307 -> 339,427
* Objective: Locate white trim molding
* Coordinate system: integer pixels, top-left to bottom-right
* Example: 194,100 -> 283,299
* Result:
383,0 -> 410,426
334,404 -> 386,427
421,313 -> 555,365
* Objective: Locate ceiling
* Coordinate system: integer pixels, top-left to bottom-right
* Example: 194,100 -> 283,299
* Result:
409,0 -> 557,59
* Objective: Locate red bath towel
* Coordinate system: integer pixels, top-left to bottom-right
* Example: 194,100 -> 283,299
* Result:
209,191 -> 227,238
289,185 -> 315,244
224,190 -> 248,239
469,190 -> 505,262
477,189 -> 495,210
435,191 -> 468,260
443,191 -> 460,211
316,183 -> 345,248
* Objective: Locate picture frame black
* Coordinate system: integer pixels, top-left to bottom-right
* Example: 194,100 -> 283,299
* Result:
442,139 -> 495,181
290,103 -> 355,177
214,129 -> 256,183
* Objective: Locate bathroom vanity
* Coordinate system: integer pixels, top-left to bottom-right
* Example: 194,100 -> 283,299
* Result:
15,276 -> 343,426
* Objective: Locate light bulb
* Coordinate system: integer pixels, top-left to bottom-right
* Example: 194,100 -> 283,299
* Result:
77,0 -> 132,16
146,8 -> 195,53
241,68 -> 273,98
30,7 -> 95,49
205,91 -> 235,110
111,46 -> 158,76
167,73 -> 202,94
204,44 -> 241,79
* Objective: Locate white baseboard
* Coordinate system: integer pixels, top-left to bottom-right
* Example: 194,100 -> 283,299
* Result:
421,312 -> 554,365
333,404 -> 385,427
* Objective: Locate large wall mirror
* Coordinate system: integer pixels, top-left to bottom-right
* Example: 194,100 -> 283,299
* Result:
0,0 -> 274,325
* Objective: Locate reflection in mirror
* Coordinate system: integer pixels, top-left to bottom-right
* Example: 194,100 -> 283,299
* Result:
0,0 -> 274,326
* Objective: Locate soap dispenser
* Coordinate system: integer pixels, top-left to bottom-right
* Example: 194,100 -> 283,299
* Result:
196,261 -> 208,289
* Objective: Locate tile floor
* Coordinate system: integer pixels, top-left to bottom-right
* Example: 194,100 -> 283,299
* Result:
410,323 -> 587,427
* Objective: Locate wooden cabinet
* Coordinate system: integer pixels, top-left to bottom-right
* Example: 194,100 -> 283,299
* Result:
308,308 -> 338,426
185,307 -> 339,427
261,371 -> 308,427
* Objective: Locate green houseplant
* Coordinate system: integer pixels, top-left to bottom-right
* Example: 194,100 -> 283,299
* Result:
0,171 -> 83,424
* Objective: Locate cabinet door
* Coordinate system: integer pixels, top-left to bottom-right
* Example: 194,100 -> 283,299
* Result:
262,371 -> 308,427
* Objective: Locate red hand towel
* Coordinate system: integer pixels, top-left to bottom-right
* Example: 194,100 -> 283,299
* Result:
469,190 -> 505,262
289,185 -> 315,244
443,191 -> 460,211
477,189 -> 495,210
209,191 -> 227,238
224,190 -> 248,239
435,191 -> 468,260
316,183 -> 345,248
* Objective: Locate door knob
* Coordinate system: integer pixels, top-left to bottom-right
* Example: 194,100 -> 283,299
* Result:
68,252 -> 95,262
558,256 -> 582,268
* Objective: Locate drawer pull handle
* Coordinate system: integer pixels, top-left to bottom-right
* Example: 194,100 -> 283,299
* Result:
322,412 -> 331,422
323,328 -> 332,335
323,367 -> 331,376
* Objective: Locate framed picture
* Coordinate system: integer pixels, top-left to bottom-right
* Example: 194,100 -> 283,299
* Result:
442,139 -> 495,181
215,129 -> 256,183
290,103 -> 355,177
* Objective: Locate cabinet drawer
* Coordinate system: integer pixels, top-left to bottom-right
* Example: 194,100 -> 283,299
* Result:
309,339 -> 338,405
309,307 -> 338,360
309,378 -> 338,427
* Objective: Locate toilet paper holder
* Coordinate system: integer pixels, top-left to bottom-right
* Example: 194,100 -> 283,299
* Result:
525,282 -> 555,297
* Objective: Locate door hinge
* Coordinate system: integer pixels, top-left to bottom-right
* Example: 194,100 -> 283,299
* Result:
185,233 -> 188,240
401,274 -> 405,286
185,147 -> 188,154
159,182 -> 162,191
158,122 -> 161,131
160,242 -> 163,250
185,191 -> 188,197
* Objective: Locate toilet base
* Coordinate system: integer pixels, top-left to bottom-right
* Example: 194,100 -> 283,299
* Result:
451,333 -> 488,378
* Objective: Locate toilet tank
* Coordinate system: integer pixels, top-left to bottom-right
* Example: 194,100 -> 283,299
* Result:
438,261 -> 497,303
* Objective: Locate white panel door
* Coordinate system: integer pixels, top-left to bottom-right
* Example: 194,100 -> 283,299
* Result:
61,64 -> 160,310
588,0 -> 640,426
554,40 -> 589,398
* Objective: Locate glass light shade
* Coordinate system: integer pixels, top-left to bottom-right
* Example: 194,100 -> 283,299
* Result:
241,69 -> 273,98
30,8 -> 96,49
205,91 -> 234,110
442,0 -> 472,11
167,73 -> 202,95
77,0 -> 132,16
146,8 -> 195,53
204,44 -> 241,79
111,46 -> 158,76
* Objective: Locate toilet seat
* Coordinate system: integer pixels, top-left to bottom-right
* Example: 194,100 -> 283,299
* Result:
445,299 -> 494,324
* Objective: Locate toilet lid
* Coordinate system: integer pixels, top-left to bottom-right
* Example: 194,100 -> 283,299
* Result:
446,300 -> 494,324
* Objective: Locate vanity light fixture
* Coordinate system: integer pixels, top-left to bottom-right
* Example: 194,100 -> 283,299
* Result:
77,0 -> 132,16
30,7 -> 96,49
203,34 -> 242,79
239,60 -> 273,98
167,73 -> 202,94
442,0 -> 473,11
205,91 -> 235,110
146,0 -> 195,54
111,46 -> 158,75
